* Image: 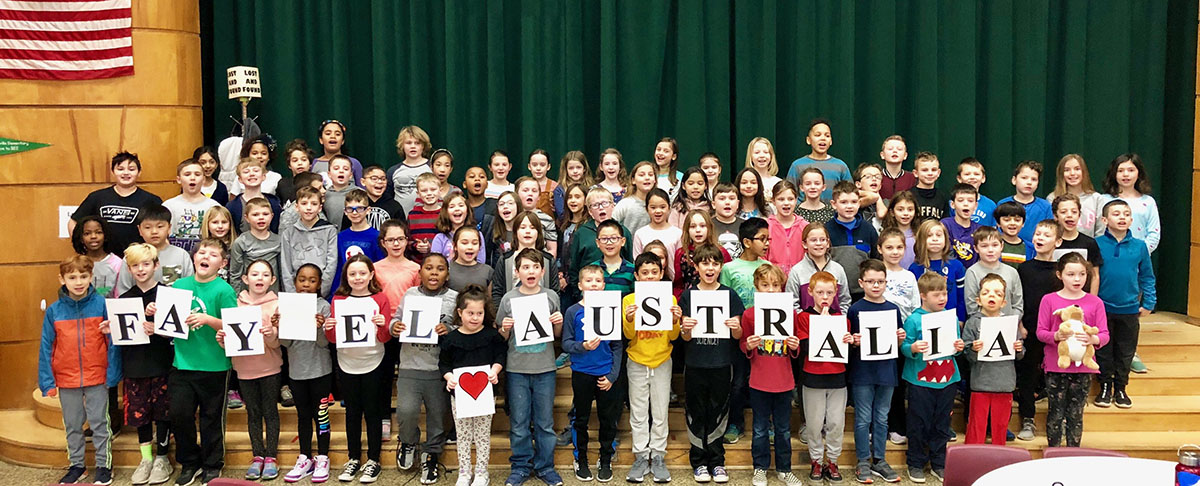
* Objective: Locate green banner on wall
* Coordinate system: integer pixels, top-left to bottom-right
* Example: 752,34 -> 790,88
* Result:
0,137 -> 50,156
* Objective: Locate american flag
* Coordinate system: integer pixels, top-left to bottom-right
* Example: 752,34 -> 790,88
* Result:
0,0 -> 133,80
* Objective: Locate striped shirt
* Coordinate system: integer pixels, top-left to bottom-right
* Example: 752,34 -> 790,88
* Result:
408,205 -> 441,245
592,259 -> 636,296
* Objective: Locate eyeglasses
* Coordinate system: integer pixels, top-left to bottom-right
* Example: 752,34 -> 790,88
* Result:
752,236 -> 770,242
345,206 -> 367,214
365,176 -> 387,182
862,279 -> 887,286
859,174 -> 883,181
382,237 -> 408,245
590,201 -> 613,209
597,236 -> 623,244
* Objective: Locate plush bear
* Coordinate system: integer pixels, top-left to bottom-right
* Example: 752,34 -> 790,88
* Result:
1054,305 -> 1100,370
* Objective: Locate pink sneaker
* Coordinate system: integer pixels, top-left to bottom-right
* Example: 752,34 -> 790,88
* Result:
312,455 -> 331,483
284,455 -> 313,483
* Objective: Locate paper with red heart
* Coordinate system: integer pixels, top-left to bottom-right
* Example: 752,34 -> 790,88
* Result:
452,365 -> 495,419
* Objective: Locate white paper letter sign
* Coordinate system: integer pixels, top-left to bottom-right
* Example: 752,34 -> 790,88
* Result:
921,309 -> 958,361
858,310 -> 899,361
634,281 -> 673,331
222,306 -> 264,357
106,298 -> 149,345
583,291 -> 622,341
276,292 -> 317,341
453,365 -> 496,419
754,292 -> 794,340
397,295 -> 442,344
335,297 -> 377,348
978,315 -> 1019,362
690,290 -> 730,339
512,294 -> 553,346
154,286 -> 193,339
808,314 -> 849,364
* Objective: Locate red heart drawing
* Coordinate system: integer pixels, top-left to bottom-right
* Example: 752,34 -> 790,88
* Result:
458,371 -> 489,400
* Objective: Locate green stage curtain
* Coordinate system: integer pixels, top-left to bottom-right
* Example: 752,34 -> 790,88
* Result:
203,0 -> 1196,311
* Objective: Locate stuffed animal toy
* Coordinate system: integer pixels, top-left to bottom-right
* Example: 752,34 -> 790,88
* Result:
1054,305 -> 1100,370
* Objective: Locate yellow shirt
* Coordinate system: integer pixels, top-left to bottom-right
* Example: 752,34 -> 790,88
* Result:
621,293 -> 681,368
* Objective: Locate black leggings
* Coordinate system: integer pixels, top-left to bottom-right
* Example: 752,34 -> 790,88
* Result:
136,421 -> 171,456
340,366 -> 387,462
291,374 -> 333,457
240,373 -> 282,458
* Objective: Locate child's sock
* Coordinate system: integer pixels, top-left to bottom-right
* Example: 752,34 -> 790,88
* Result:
140,443 -> 153,461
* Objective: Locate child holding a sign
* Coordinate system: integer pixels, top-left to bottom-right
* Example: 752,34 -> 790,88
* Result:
796,271 -> 853,483
962,274 -> 1024,445
326,255 -> 395,483
621,253 -> 682,483
39,255 -> 121,485
679,245 -> 745,483
899,272 -> 966,483
217,259 -> 283,480
439,285 -> 507,486
847,259 -> 905,483
737,263 -> 802,486
277,264 -> 335,483
390,254 -> 458,484
496,248 -> 566,486
561,265 -> 626,482
169,238 -> 239,486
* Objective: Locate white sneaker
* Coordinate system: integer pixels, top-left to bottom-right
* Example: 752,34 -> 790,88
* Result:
779,471 -> 803,486
751,469 -> 767,486
456,473 -> 473,486
283,454 -> 313,483
888,432 -> 907,445
471,467 -> 489,486
131,458 -> 153,485
149,455 -> 173,484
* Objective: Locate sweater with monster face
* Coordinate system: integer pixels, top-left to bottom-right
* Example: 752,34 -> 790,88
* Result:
900,307 -> 961,389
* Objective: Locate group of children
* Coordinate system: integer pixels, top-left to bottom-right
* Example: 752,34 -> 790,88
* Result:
43,119 -> 1157,486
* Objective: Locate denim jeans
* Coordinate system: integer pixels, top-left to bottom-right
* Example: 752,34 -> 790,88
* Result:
851,384 -> 894,462
507,371 -> 557,475
750,388 -> 792,471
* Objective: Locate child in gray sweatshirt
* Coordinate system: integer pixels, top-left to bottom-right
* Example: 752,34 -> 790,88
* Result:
962,274 -> 1024,445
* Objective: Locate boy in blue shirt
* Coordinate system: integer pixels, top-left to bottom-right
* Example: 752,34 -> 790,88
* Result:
848,259 -> 905,483
997,161 -> 1053,242
1093,199 -> 1155,409
330,189 -> 385,293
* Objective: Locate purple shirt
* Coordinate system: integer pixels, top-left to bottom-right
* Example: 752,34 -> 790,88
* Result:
941,217 -> 982,267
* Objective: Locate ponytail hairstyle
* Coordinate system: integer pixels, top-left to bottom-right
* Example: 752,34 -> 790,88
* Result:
453,284 -> 496,328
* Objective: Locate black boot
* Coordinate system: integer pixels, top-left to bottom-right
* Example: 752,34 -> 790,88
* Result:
1094,382 -> 1113,407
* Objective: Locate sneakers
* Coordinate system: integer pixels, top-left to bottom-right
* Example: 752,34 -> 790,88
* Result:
596,458 -> 613,483
779,471 -> 803,486
721,424 -> 742,444
397,443 -> 417,470
797,425 -> 808,444
132,458 -> 154,485
947,428 -> 957,442
1095,382 -> 1114,407
574,460 -> 594,481
870,461 -> 899,483
60,465 -> 87,483
649,454 -> 670,483
1006,429 -> 1016,441
711,466 -> 728,483
457,472 -> 473,486
94,467 -> 113,485
854,462 -> 873,484
555,352 -> 571,369
284,454 -> 314,483
420,453 -> 440,484
693,465 -> 711,483
338,459 -> 361,482
930,468 -> 944,481
174,467 -> 201,486
262,457 -> 279,480
472,467 -> 490,486
887,432 -> 907,445
626,455 -> 650,483
556,427 -> 572,447
1017,418 -> 1036,441
382,420 -> 392,442
539,469 -> 565,486
199,469 -> 221,485
280,385 -> 295,407
809,461 -> 822,481
1130,353 -> 1148,373
246,456 -> 265,480
824,462 -> 843,483
504,470 -> 529,486
359,460 -> 382,483
751,469 -> 767,486
227,390 -> 243,409
312,455 -> 331,483
1114,387 -> 1133,409
151,456 -> 173,485
447,428 -> 457,444
907,467 -> 925,484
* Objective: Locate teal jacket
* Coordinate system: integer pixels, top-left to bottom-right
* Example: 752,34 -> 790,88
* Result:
900,307 -> 961,389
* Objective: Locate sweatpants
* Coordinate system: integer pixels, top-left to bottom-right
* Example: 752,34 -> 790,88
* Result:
169,369 -> 228,470
802,386 -> 847,463
452,398 -> 492,477
685,366 -> 730,469
61,384 -> 111,469
1097,313 -> 1139,388
905,385 -> 954,471
1016,326 -> 1045,420
396,375 -> 449,455
290,374 -> 333,457
1045,372 -> 1090,447
627,358 -> 672,456
240,373 -> 281,458
965,391 -> 1012,445
571,372 -> 622,464
340,366 -> 387,462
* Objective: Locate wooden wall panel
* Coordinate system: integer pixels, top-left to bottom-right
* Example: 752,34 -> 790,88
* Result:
132,0 -> 200,33
0,31 -> 201,107
0,264 -> 60,344
0,341 -> 41,409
